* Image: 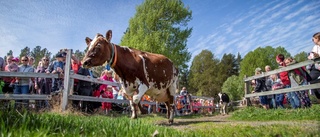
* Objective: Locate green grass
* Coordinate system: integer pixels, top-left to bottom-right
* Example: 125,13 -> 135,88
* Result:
1,105 -> 320,137
231,104 -> 320,121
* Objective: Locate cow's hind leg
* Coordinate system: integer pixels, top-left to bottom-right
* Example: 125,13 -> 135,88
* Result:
165,89 -> 175,124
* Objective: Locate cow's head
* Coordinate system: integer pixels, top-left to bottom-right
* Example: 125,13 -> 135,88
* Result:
82,30 -> 113,68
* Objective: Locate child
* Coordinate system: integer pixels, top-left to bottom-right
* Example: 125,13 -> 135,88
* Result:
9,57 -> 19,86
101,85 -> 113,114
272,77 -> 285,109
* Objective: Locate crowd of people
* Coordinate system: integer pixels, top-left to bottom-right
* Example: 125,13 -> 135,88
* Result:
0,50 -> 128,113
251,32 -> 320,109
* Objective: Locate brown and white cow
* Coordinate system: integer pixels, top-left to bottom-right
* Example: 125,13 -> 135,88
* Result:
82,30 -> 179,124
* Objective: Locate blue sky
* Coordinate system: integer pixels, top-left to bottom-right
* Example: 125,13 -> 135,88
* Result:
0,0 -> 319,66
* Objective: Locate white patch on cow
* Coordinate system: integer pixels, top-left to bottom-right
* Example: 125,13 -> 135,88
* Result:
138,55 -> 148,81
163,70 -> 165,74
88,35 -> 99,51
121,79 -> 138,96
133,84 -> 149,104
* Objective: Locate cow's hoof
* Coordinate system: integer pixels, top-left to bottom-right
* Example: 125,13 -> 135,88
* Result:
168,120 -> 173,125
131,115 -> 137,119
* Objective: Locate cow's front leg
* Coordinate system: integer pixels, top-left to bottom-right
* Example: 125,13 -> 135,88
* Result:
130,99 -> 137,119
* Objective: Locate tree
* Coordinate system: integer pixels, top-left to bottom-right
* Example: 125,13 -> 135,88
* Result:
30,46 -> 52,66
293,51 -> 308,63
6,50 -> 13,56
218,53 -> 240,85
74,49 -> 85,61
120,0 -> 192,71
221,75 -> 244,101
19,46 -> 31,59
188,50 -> 220,97
240,46 -> 290,77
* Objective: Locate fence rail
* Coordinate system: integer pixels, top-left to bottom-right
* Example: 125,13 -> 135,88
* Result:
0,94 -> 52,100
244,57 -> 320,103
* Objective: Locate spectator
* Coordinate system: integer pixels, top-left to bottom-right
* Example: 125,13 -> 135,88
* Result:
112,73 -> 120,99
180,87 -> 188,104
307,32 -> 320,99
308,32 -> 320,58
0,57 -> 5,71
0,57 -> 5,94
285,58 -> 311,108
14,56 -> 34,109
34,56 -> 51,110
28,56 -> 35,68
180,87 -> 189,113
76,67 -> 95,113
46,52 -> 66,93
253,68 -> 269,109
265,65 -> 276,109
101,85 -> 113,114
276,54 -> 300,109
2,55 -> 14,94
8,57 -> 19,86
99,70 -> 114,114
192,99 -> 201,114
271,75 -> 285,108
28,56 -> 36,94
71,55 -> 81,95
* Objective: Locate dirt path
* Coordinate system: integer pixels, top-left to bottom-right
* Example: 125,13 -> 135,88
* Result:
156,114 -> 319,130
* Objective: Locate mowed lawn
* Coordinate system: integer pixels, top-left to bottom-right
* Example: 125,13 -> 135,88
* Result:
1,105 -> 320,137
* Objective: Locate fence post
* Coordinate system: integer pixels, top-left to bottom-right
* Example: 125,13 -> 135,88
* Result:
244,75 -> 251,106
61,49 -> 72,111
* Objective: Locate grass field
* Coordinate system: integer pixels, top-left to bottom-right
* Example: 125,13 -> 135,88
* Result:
1,105 -> 319,137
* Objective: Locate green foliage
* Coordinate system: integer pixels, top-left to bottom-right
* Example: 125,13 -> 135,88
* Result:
30,46 -> 52,66
6,50 -> 13,56
240,46 -> 290,77
221,75 -> 244,101
19,46 -> 31,58
188,50 -> 220,96
120,0 -> 192,71
293,51 -> 308,63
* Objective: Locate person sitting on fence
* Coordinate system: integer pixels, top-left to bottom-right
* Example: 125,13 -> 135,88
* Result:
285,57 -> 311,108
307,52 -> 320,99
14,56 -> 35,109
307,32 -> 320,99
253,68 -> 269,109
46,52 -> 66,93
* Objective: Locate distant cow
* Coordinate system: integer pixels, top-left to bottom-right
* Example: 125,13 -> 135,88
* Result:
82,30 -> 179,124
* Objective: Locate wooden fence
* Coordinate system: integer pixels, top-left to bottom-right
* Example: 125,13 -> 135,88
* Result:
0,49 -> 220,115
244,57 -> 320,104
